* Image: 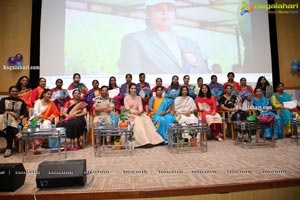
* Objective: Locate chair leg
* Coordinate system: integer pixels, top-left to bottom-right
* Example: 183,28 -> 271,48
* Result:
231,123 -> 234,140
222,122 -> 226,140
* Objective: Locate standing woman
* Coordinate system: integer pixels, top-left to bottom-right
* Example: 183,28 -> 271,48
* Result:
174,86 -> 198,124
255,76 -> 273,98
108,76 -> 122,113
182,75 -> 196,99
0,86 -> 28,157
251,87 -> 282,139
136,73 -> 152,112
16,76 -> 33,109
167,75 -> 181,98
61,90 -> 87,150
151,77 -> 167,95
33,89 -> 60,129
149,86 -> 175,144
196,84 -> 223,141
68,73 -> 88,101
208,75 -> 223,107
31,77 -> 47,105
238,77 -> 254,110
51,79 -> 70,111
86,80 -> 101,113
124,83 -> 163,147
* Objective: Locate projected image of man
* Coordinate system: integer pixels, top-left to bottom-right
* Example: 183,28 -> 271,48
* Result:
118,0 -> 209,74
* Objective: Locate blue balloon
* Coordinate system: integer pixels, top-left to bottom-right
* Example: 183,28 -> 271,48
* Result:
291,59 -> 299,66
291,64 -> 298,72
16,61 -> 22,67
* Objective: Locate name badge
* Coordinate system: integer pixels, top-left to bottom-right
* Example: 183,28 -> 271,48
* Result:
183,51 -> 199,66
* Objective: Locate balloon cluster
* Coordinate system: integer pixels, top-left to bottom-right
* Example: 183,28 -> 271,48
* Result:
291,59 -> 300,72
7,53 -> 23,66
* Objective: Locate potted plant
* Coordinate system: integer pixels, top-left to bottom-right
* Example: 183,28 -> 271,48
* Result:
113,135 -> 122,150
189,129 -> 198,147
118,109 -> 130,128
176,128 -> 185,148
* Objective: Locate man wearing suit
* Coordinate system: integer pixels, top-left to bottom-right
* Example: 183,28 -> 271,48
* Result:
118,0 -> 209,74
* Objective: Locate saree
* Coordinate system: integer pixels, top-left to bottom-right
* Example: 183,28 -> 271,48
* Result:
18,89 -> 32,108
174,96 -> 197,124
31,86 -> 44,104
34,100 -> 60,129
60,101 -> 87,139
149,97 -> 175,143
251,97 -> 283,139
271,92 -> 292,126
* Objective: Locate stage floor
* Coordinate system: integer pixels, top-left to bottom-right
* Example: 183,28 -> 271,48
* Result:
0,138 -> 300,199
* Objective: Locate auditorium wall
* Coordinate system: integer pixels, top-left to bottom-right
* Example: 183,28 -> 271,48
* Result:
0,0 -> 32,94
275,0 -> 300,89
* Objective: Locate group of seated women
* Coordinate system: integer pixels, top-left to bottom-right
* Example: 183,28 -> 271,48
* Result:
1,72 -> 299,157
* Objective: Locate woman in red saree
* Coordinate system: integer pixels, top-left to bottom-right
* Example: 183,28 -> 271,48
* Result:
16,76 -> 33,109
31,77 -> 47,105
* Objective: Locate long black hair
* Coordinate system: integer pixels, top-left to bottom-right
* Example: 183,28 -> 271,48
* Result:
198,84 -> 212,98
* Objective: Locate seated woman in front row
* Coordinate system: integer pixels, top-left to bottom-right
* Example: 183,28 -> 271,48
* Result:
0,86 -> 28,158
33,89 -> 60,129
196,84 -> 223,141
60,89 -> 87,150
251,87 -> 282,139
149,86 -> 175,144
124,83 -> 163,148
174,86 -> 198,124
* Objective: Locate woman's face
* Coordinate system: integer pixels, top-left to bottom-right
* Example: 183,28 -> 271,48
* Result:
44,91 -> 52,100
156,79 -> 162,86
110,78 -> 116,86
20,77 -> 29,86
181,87 -> 188,96
172,76 -> 178,84
201,85 -> 208,94
10,88 -> 19,98
225,86 -> 232,94
74,75 -> 80,83
156,87 -> 163,96
240,79 -> 246,86
92,81 -> 99,89
129,85 -> 137,95
255,88 -> 263,97
183,76 -> 190,85
126,75 -> 132,83
73,91 -> 81,99
277,84 -> 284,92
260,77 -> 266,85
56,80 -> 63,88
227,74 -> 234,81
39,78 -> 46,88
148,3 -> 176,31
197,79 -> 203,86
139,75 -> 145,83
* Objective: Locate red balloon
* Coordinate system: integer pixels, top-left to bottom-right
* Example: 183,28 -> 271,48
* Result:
8,56 -> 16,65
15,53 -> 23,62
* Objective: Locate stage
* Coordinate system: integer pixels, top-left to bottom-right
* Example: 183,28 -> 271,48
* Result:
0,138 -> 300,200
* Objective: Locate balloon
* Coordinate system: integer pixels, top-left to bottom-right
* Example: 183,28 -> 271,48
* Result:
16,61 -> 22,67
291,64 -> 298,72
291,59 -> 299,66
15,53 -> 23,62
7,56 -> 16,65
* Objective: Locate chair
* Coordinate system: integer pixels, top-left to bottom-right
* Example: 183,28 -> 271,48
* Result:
218,110 -> 234,140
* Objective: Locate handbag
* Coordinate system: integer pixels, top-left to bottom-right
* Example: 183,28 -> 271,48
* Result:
257,114 -> 274,124
246,114 -> 257,122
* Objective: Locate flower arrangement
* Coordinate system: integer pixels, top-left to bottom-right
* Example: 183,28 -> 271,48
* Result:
118,109 -> 130,123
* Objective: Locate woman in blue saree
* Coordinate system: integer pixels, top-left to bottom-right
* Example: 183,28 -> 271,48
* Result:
149,86 -> 175,144
251,87 -> 282,139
